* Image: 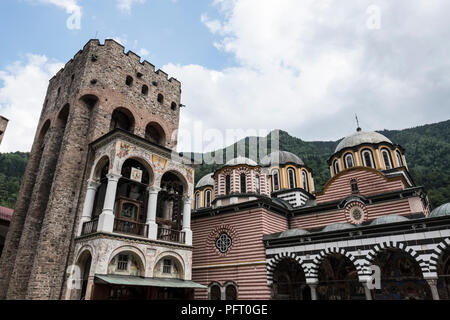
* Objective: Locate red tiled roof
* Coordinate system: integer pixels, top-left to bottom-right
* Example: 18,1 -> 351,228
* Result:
0,206 -> 13,222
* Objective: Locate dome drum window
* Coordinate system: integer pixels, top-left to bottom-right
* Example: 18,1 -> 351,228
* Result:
287,168 -> 297,189
272,170 -> 281,192
362,149 -> 375,168
302,171 -> 309,193
344,153 -> 355,169
381,149 -> 393,170
225,175 -> 231,195
333,160 -> 340,175
205,190 -> 212,207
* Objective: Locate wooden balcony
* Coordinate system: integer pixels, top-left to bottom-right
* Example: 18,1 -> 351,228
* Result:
113,218 -> 149,238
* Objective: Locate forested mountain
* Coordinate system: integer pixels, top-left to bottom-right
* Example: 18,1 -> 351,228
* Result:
0,152 -> 29,208
0,120 -> 448,210
193,119 -> 450,209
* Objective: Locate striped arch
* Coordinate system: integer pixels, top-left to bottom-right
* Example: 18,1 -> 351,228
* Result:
428,238 -> 450,273
266,252 -> 308,285
365,241 -> 428,276
309,247 -> 364,280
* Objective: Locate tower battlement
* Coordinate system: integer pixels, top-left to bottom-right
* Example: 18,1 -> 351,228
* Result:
50,39 -> 181,87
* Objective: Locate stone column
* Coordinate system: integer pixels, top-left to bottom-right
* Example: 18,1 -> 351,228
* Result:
309,284 -> 318,301
77,180 -> 101,236
426,279 -> 440,301
84,276 -> 95,301
182,197 -> 193,246
97,173 -> 121,233
146,186 -> 161,240
362,282 -> 372,300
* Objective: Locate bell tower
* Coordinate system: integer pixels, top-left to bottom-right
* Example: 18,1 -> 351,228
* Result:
0,39 -> 196,300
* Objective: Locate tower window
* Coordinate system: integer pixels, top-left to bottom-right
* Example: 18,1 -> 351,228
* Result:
240,173 -> 247,193
225,175 -> 231,195
344,153 -> 355,169
381,149 -> 393,170
287,168 -> 297,189
157,94 -> 164,103
142,85 -> 149,95
171,102 -> 177,111
272,170 -> 280,192
302,171 -> 310,193
362,150 -> 375,168
351,179 -> 359,193
125,76 -> 133,86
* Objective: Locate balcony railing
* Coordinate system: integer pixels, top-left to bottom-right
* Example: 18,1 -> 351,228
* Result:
81,219 -> 98,236
157,227 -> 185,244
114,218 -> 149,238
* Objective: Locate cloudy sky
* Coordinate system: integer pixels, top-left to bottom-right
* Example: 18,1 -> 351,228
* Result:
0,0 -> 449,153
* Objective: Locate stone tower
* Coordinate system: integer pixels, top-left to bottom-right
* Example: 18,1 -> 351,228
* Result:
0,39 -> 196,300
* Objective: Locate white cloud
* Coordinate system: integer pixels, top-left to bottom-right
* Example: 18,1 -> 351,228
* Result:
138,48 -> 150,58
0,55 -> 63,152
165,0 -> 450,152
116,0 -> 145,13
30,0 -> 82,29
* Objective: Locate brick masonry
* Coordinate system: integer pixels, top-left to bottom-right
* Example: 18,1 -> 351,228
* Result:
0,39 -> 182,300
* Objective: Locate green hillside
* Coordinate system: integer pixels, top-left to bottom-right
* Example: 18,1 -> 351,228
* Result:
0,120 -> 448,210
193,119 -> 450,209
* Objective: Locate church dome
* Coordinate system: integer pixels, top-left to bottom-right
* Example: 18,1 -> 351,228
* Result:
429,203 -> 450,218
370,215 -> 409,226
279,229 -> 310,238
196,173 -> 214,189
226,156 -> 258,166
335,130 -> 392,153
260,151 -> 304,167
322,223 -> 355,232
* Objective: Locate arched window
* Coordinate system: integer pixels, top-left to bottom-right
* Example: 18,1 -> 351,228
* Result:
209,284 -> 222,300
240,173 -> 247,193
287,168 -> 297,189
225,175 -> 231,195
110,108 -> 135,133
395,151 -> 403,167
171,102 -> 177,111
255,175 -> 260,194
333,160 -> 340,175
145,122 -> 166,146
205,190 -> 212,207
381,149 -> 393,170
141,85 -> 149,95
344,153 -> 355,169
302,171 -> 309,192
272,169 -> 280,192
125,76 -> 133,86
225,283 -> 238,300
195,192 -> 201,209
362,149 -> 375,168
157,93 -> 164,103
350,179 -> 359,193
